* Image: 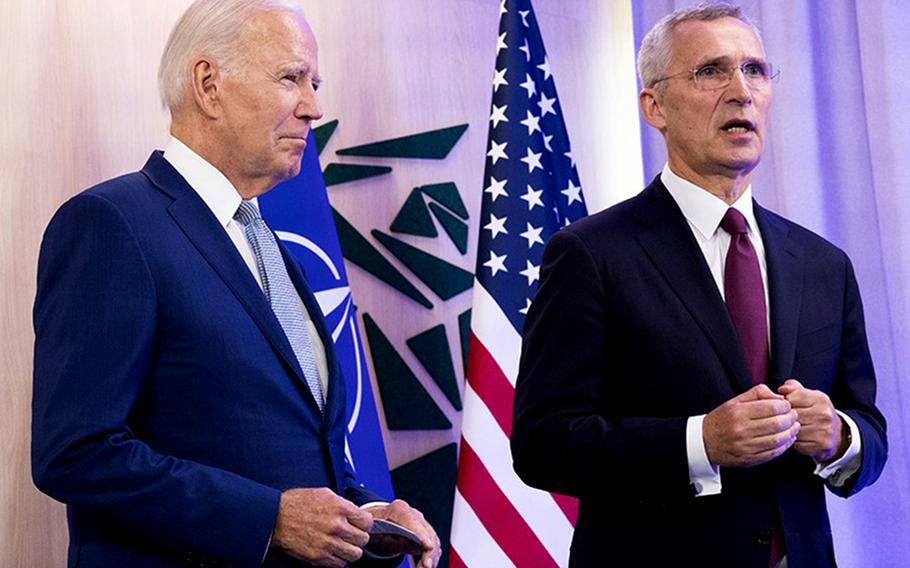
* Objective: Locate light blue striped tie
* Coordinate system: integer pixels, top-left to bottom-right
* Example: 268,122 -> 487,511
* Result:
234,200 -> 325,413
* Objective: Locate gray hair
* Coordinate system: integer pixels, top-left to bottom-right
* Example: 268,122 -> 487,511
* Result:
637,2 -> 762,89
158,0 -> 306,112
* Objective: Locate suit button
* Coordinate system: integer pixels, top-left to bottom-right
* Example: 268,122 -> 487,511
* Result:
756,529 -> 773,545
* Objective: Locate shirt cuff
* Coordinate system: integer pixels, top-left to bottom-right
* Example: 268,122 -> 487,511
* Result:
687,415 -> 721,496
814,410 -> 862,486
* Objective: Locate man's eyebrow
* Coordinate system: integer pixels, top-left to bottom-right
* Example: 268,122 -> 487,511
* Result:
694,55 -> 768,68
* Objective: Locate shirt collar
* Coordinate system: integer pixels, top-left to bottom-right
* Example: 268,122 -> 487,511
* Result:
660,163 -> 758,239
162,136 -> 252,227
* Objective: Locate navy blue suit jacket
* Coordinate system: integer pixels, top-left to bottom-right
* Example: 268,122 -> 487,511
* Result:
511,177 -> 887,568
33,152 -> 384,567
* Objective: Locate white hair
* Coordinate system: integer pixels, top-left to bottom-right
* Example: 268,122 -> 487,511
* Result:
158,0 -> 306,112
637,1 -> 762,89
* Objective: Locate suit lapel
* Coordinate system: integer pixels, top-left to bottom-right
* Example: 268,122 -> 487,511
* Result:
754,204 -> 804,388
140,152 -> 312,397
633,178 -> 754,394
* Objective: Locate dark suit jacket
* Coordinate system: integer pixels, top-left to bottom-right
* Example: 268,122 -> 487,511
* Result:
511,177 -> 887,568
32,152 -> 387,568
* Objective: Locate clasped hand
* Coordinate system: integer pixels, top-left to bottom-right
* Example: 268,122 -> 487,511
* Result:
703,380 -> 846,468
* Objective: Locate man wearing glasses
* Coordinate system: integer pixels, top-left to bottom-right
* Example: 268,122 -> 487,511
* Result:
511,3 -> 887,567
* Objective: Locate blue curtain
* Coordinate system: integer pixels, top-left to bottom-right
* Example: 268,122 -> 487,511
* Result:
632,2 -> 910,566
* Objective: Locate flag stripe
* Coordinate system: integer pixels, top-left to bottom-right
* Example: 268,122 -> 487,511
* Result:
470,280 -> 522,385
465,333 -> 515,436
456,440 -> 558,567
450,490 -> 517,568
461,383 -> 575,558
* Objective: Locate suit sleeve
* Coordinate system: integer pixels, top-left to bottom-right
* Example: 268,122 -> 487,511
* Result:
827,255 -> 887,497
511,229 -> 690,500
32,194 -> 281,567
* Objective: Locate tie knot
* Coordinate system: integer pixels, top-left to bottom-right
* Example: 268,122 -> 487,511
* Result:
234,200 -> 262,226
720,207 -> 749,236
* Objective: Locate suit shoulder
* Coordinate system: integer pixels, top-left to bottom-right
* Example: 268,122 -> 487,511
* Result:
557,192 -> 641,246
761,208 -> 850,265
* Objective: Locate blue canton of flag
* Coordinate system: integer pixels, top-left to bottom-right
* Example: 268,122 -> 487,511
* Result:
477,0 -> 588,333
259,130 -> 395,499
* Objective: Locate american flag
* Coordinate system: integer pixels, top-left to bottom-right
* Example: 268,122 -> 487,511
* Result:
449,0 -> 588,566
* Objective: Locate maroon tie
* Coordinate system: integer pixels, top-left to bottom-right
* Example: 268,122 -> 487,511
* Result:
721,208 -> 784,566
721,208 -> 768,385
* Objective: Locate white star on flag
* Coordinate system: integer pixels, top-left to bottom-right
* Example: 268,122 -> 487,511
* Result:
543,134 -> 554,152
519,9 -> 530,27
490,104 -> 509,128
519,260 -> 540,285
492,68 -> 508,92
520,73 -> 537,98
484,177 -> 508,202
496,32 -> 507,53
565,149 -> 576,167
521,184 -> 544,210
499,0 -> 506,15
483,251 -> 508,276
519,38 -> 530,62
519,298 -> 532,315
537,57 -> 552,80
520,222 -> 544,248
487,140 -> 508,164
520,147 -> 543,172
562,179 -> 583,205
484,213 -> 509,239
538,92 -> 556,117
520,110 -> 541,135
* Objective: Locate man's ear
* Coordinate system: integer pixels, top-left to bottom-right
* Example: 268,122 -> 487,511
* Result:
639,88 -> 666,131
190,59 -> 222,119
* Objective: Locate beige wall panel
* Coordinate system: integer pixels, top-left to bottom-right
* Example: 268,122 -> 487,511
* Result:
0,1 -> 639,565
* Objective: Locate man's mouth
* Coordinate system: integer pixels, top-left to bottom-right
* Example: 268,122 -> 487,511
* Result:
721,119 -> 756,134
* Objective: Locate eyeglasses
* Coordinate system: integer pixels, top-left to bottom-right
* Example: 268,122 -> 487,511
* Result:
652,60 -> 779,91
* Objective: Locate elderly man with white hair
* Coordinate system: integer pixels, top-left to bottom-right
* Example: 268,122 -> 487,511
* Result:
32,1 -> 440,567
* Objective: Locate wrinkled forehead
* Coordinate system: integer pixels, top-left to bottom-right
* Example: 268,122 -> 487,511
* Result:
669,17 -> 766,68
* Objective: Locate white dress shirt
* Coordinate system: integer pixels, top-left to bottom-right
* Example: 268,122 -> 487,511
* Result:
659,164 -> 862,496
162,136 -> 329,395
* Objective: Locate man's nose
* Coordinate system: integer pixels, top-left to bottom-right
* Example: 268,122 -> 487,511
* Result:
725,68 -> 754,104
297,84 -> 324,122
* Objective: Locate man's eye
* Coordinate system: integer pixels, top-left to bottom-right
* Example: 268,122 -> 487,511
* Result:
743,63 -> 767,78
282,74 -> 299,83
695,65 -> 721,78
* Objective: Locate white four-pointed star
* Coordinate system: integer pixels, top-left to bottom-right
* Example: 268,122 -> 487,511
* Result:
565,149 -> 576,167
484,251 -> 508,276
542,134 -> 554,152
496,32 -> 507,53
519,10 -> 530,27
484,213 -> 509,240
490,104 -> 509,128
519,39 -> 530,62
521,184 -> 544,210
492,68 -> 508,92
562,179 -> 583,205
484,177 -> 508,202
520,73 -> 537,98
520,110 -> 541,135
537,57 -> 552,81
520,222 -> 544,248
539,92 -> 556,117
519,298 -> 532,315
519,260 -> 540,285
487,140 -> 508,164
520,147 -> 543,173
